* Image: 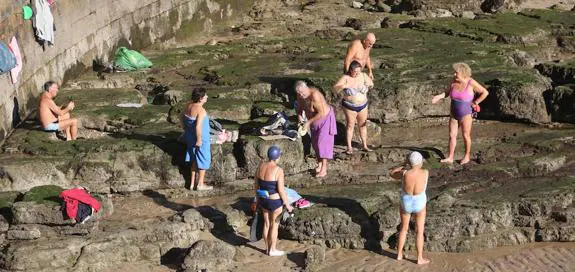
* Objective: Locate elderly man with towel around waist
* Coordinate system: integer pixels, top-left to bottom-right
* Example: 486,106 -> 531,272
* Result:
295,80 -> 337,178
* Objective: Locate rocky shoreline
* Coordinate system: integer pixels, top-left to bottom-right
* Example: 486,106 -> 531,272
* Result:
0,0 -> 574,271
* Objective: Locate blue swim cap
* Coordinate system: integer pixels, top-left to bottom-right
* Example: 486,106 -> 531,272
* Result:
267,145 -> 282,161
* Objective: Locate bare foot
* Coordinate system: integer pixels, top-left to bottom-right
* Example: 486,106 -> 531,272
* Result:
396,253 -> 403,261
345,148 -> 353,155
316,172 -> 327,178
269,249 -> 285,257
362,147 -> 373,152
460,158 -> 470,165
196,185 -> 214,191
315,165 -> 321,173
440,158 -> 454,164
417,258 -> 430,265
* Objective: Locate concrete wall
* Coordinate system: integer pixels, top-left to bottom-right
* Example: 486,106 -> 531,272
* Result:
0,0 -> 251,142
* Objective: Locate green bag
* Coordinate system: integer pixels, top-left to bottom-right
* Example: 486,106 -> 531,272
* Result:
114,47 -> 153,71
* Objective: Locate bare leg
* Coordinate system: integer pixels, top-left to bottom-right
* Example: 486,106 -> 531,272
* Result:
315,159 -> 322,174
415,207 -> 430,265
396,207 -> 411,261
58,116 -> 78,141
460,115 -> 473,165
196,169 -> 212,190
357,107 -> 371,151
190,161 -> 197,190
343,107 -> 357,153
441,117 -> 459,163
316,158 -> 328,177
268,207 -> 283,256
262,209 -> 270,254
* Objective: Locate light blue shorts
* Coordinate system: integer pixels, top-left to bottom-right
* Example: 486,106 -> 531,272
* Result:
44,122 -> 60,131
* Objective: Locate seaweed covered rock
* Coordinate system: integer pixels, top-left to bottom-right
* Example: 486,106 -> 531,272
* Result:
481,77 -> 551,124
3,218 -> 202,271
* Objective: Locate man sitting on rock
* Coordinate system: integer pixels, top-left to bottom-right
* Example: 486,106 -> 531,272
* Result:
344,32 -> 376,79
38,81 -> 79,141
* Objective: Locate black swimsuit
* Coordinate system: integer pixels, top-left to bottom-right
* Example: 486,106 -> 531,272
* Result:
258,179 -> 283,211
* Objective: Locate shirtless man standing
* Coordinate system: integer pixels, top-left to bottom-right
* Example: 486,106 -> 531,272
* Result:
344,33 -> 376,79
295,81 -> 337,178
38,81 -> 79,141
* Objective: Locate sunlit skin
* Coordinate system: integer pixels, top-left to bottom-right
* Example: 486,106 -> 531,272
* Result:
344,33 -> 376,79
431,67 -> 489,165
333,65 -> 374,153
38,82 -> 79,141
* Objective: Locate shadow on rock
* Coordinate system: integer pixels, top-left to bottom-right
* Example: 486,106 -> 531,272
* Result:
142,190 -> 192,212
109,131 -> 191,187
196,205 -> 253,248
301,195 -> 382,252
287,251 -> 306,269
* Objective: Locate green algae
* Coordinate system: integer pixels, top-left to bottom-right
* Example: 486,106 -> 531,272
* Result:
21,185 -> 64,206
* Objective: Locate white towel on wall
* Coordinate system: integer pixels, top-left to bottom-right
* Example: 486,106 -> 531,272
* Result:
33,0 -> 55,45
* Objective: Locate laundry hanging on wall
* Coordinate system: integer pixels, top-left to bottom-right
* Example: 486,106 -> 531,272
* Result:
8,36 -> 23,84
32,0 -> 55,46
0,42 -> 17,74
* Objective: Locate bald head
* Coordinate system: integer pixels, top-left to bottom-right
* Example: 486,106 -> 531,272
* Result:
366,33 -> 376,42
362,33 -> 376,49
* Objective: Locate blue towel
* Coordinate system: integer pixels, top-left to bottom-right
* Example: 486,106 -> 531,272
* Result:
183,115 -> 211,169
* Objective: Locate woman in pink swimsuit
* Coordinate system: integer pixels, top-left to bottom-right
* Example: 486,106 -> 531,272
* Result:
431,63 -> 489,165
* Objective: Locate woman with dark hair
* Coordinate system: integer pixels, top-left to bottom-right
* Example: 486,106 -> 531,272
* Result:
182,88 -> 213,190
254,145 -> 293,256
333,60 -> 374,154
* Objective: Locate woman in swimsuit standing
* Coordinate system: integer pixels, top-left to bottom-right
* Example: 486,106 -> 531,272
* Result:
254,146 -> 294,256
389,152 -> 430,265
333,60 -> 374,154
431,63 -> 489,165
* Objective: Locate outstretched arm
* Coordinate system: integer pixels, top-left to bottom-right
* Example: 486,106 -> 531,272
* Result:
389,166 -> 405,180
432,84 -> 451,104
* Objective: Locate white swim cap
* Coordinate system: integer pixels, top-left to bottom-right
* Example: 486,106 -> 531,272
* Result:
408,152 -> 423,166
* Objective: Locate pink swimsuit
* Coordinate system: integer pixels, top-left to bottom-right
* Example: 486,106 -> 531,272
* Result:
450,80 -> 474,120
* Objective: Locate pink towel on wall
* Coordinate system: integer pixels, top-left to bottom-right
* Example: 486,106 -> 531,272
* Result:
8,36 -> 22,84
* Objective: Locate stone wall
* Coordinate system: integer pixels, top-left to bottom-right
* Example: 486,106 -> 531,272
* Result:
0,0 -> 251,143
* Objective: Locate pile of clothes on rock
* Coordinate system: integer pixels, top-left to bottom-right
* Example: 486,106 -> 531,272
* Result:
258,111 -> 300,141
179,119 -> 239,144
209,119 -> 239,144
59,186 -> 101,225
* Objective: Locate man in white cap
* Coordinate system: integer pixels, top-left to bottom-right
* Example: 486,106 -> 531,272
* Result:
389,151 -> 430,265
